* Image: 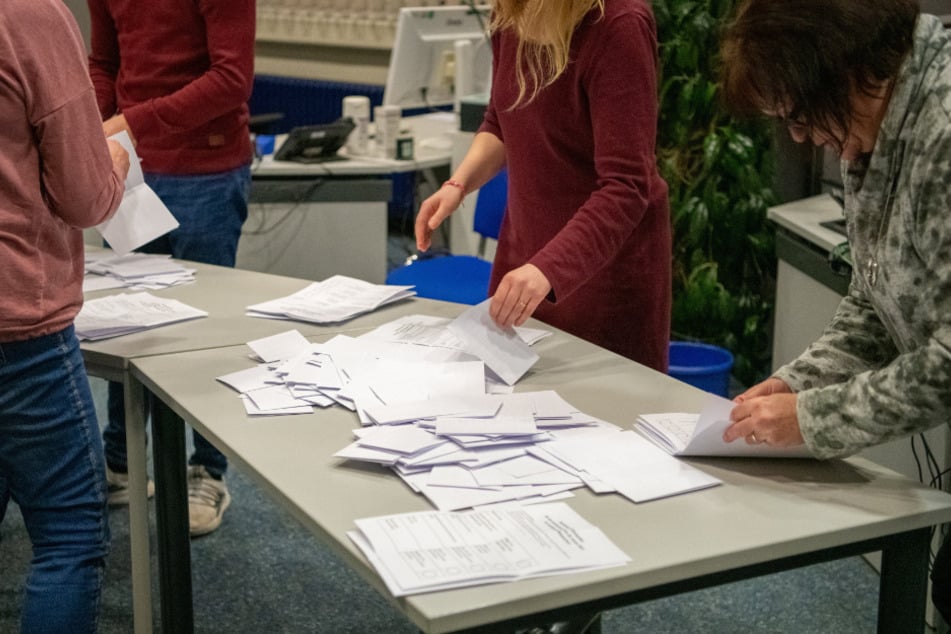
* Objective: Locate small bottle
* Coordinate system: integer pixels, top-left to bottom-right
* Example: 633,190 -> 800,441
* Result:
341,95 -> 370,155
373,105 -> 401,159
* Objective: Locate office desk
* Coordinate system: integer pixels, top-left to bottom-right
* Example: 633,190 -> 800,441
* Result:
239,113 -> 456,283
131,306 -> 951,633
81,259 -> 446,633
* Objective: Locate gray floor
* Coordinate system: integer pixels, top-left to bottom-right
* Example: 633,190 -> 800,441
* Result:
0,379 -> 889,633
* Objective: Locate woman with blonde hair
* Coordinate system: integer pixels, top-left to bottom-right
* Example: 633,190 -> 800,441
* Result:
416,0 -> 671,372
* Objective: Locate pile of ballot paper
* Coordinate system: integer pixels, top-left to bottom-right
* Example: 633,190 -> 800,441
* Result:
349,502 -> 630,596
218,307 -> 723,511
246,275 -> 416,324
75,292 -> 207,341
84,253 -> 196,292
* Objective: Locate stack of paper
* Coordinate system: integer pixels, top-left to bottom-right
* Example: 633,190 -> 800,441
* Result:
75,292 -> 208,341
349,502 -> 630,596
84,253 -> 196,292
246,275 -> 415,324
634,394 -> 814,458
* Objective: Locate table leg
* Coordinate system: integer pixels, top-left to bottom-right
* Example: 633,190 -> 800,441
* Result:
151,394 -> 194,633
124,379 -> 153,634
878,527 -> 931,634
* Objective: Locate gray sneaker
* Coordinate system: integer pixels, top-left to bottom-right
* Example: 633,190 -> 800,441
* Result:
187,465 -> 231,537
106,466 -> 155,506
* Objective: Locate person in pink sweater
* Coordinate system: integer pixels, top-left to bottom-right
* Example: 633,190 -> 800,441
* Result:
86,0 -> 256,536
0,0 -> 129,629
416,0 -> 671,373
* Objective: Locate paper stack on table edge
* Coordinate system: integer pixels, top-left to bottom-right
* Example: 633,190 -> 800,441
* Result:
75,291 -> 207,341
348,502 -> 630,596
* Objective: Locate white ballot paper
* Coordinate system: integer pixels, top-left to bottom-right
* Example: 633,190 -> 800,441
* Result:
349,502 -> 629,596
246,275 -> 415,324
245,329 -> 311,363
447,300 -> 539,385
74,292 -> 207,341
634,394 -> 814,458
95,131 -> 179,256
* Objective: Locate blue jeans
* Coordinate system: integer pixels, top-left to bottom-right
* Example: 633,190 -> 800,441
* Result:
0,326 -> 110,634
104,166 -> 250,478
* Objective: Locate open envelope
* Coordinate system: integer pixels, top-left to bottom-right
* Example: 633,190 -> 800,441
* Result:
96,131 -> 179,256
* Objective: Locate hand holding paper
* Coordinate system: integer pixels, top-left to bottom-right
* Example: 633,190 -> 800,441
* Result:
635,394 -> 813,458
447,300 -> 539,385
96,131 -> 179,256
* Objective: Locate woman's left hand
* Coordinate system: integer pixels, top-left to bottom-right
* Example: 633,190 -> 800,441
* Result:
489,263 -> 551,328
723,393 -> 805,447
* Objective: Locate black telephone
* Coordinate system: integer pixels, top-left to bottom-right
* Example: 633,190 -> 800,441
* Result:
273,117 -> 356,164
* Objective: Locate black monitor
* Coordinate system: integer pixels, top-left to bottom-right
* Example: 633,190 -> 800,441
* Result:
273,117 -> 355,163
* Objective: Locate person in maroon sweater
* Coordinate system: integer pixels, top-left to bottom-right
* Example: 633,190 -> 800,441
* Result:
1,0 -> 128,628
86,0 -> 256,536
416,0 -> 671,373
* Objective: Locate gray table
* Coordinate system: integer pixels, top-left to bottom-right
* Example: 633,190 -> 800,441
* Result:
81,259 -> 452,632
130,312 -> 951,633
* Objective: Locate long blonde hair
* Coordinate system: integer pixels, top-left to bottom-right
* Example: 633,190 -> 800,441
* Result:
491,0 -> 605,107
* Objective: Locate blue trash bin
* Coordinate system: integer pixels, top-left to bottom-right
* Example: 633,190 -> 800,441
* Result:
668,341 -> 734,397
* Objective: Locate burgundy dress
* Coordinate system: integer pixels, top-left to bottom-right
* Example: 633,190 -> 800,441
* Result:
480,0 -> 671,371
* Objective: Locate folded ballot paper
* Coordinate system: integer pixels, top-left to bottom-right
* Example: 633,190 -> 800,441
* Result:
246,275 -> 415,324
349,502 -> 630,596
84,252 -> 196,292
634,394 -> 814,458
95,131 -> 179,256
75,292 -> 207,341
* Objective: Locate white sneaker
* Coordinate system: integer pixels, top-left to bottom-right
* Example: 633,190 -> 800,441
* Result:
105,466 -> 155,506
187,466 -> 231,537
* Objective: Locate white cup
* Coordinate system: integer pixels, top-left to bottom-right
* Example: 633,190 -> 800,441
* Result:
374,105 -> 401,159
342,95 -> 371,155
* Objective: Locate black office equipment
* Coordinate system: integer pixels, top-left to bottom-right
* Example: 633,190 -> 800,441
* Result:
273,117 -> 355,163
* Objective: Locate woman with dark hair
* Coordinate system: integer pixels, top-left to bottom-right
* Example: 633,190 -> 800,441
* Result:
716,0 -> 951,619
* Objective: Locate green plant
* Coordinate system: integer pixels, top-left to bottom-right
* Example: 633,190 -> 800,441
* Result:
653,0 -> 777,386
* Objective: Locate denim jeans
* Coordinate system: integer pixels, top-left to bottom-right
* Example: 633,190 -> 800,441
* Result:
0,326 -> 110,634
104,166 -> 250,478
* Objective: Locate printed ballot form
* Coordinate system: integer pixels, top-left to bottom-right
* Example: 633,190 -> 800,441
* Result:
349,502 -> 629,596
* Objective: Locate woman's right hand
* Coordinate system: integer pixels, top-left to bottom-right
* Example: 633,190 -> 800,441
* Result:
415,184 -> 465,251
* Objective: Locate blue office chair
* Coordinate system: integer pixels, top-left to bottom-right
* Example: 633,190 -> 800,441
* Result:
386,169 -> 508,305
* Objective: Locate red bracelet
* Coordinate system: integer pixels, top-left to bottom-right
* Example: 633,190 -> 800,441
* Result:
443,179 -> 466,196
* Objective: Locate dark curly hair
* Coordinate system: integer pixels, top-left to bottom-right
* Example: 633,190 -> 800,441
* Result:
719,0 -> 918,149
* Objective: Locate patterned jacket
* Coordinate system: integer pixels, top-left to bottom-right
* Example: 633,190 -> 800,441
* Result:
774,14 -> 951,459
